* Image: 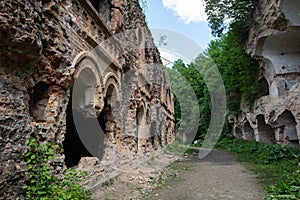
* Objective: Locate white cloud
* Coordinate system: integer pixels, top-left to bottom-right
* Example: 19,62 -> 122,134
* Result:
159,48 -> 188,67
162,0 -> 207,23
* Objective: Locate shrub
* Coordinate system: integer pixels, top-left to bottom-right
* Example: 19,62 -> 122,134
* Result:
24,137 -> 92,200
216,138 -> 300,164
265,170 -> 300,200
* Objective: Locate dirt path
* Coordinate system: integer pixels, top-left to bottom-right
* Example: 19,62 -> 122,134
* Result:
92,150 -> 266,200
144,150 -> 266,200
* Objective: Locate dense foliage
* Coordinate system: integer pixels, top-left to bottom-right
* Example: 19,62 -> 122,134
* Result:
216,138 -> 300,165
168,32 -> 262,139
167,0 -> 263,139
208,31 -> 264,112
24,138 -> 91,200
204,0 -> 263,113
165,56 -> 211,140
204,0 -> 257,38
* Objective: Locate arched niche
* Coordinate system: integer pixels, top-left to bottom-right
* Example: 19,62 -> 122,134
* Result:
276,110 -> 298,148
29,82 -> 50,122
63,56 -> 103,168
262,30 -> 300,89
97,82 -> 119,144
72,56 -> 102,117
258,77 -> 269,97
72,68 -> 97,115
136,101 -> 148,151
257,115 -> 275,144
243,121 -> 255,141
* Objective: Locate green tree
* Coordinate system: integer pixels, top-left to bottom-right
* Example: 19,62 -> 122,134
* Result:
166,56 -> 212,141
204,0 -> 257,38
208,30 -> 261,114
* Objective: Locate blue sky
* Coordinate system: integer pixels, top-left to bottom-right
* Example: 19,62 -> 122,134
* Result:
144,0 -> 214,64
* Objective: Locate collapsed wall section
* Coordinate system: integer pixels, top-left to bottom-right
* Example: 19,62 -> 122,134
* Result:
232,0 -> 300,148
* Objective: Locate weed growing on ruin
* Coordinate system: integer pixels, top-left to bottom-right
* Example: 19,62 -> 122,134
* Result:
146,154 -> 156,166
101,177 -> 115,187
152,173 -> 166,189
24,137 -> 92,200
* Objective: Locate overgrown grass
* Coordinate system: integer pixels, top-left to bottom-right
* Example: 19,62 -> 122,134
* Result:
101,177 -> 116,187
215,138 -> 300,199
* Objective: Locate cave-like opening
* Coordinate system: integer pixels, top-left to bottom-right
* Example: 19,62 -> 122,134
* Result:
63,92 -> 92,168
257,115 -> 276,144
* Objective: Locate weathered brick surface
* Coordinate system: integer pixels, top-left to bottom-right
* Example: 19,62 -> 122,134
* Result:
0,0 -> 175,198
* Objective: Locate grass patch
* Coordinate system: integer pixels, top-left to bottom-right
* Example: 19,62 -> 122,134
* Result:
214,138 -> 300,198
101,177 -> 116,187
164,140 -> 199,156
150,173 -> 166,189
146,154 -> 156,166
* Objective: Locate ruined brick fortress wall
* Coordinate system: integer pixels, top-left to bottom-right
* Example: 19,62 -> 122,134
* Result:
231,0 -> 300,148
0,0 -> 175,198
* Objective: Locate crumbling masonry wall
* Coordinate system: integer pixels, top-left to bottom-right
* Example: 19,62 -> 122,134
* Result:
231,0 -> 300,148
0,0 -> 175,198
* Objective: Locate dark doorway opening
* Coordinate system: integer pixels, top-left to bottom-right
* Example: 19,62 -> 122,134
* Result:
257,115 -> 275,144
258,77 -> 269,96
63,94 -> 93,168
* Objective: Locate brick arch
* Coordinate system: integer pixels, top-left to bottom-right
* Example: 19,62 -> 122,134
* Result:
63,54 -> 105,168
71,51 -> 104,87
74,57 -> 102,86
73,67 -> 101,115
97,82 -> 120,144
71,53 -> 106,116
103,73 -> 120,100
71,51 -> 88,69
